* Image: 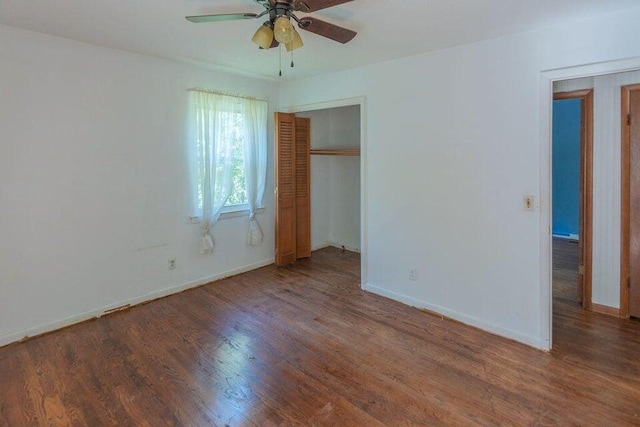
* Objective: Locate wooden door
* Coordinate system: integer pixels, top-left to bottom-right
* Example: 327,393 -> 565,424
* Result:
275,112 -> 297,266
629,89 -> 640,317
295,117 -> 311,259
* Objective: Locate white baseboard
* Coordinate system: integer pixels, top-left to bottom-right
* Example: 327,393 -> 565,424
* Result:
0,258 -> 274,348
362,283 -> 543,350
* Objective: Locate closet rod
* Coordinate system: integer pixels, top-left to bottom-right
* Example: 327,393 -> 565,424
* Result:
310,149 -> 360,156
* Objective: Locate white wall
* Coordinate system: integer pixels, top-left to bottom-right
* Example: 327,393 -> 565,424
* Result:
328,156 -> 360,251
280,6 -> 640,348
555,71 -> 640,308
297,106 -> 361,252
4,6 -> 640,350
0,25 -> 279,346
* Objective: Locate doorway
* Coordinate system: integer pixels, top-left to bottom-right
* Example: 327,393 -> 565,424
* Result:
542,63 -> 640,349
621,83 -> 640,318
296,105 -> 361,254
278,97 -> 367,284
552,90 -> 593,310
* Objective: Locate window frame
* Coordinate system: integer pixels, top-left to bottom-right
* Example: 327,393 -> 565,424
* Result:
191,89 -> 268,224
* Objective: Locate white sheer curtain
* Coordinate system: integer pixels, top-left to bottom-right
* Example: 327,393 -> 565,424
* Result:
242,99 -> 267,245
192,91 -> 237,254
191,90 -> 267,254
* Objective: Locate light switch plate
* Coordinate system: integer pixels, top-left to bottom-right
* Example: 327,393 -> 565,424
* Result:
524,195 -> 535,211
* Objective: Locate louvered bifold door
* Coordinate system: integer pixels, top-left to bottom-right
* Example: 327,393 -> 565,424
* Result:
275,112 -> 297,266
295,117 -> 311,259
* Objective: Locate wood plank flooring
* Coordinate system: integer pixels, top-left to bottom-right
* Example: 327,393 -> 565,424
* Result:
1,247 -> 640,425
553,237 -> 580,302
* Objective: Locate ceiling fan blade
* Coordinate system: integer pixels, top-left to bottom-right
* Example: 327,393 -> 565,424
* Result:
298,17 -> 357,44
294,0 -> 354,13
185,13 -> 258,23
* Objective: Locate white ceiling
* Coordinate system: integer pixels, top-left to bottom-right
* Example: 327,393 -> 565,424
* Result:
1,0 -> 639,81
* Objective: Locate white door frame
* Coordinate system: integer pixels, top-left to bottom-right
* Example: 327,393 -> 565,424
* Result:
539,57 -> 640,350
284,96 -> 368,287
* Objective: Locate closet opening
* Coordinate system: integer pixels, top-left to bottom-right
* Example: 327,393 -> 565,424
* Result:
275,98 -> 366,285
297,105 -> 361,254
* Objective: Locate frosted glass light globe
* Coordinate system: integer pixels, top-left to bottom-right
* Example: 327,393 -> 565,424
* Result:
274,16 -> 294,44
286,27 -> 304,52
252,24 -> 274,49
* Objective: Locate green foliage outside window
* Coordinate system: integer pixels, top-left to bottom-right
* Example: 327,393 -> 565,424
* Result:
225,111 -> 248,206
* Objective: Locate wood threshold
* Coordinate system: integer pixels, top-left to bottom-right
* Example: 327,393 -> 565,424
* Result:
591,303 -> 621,317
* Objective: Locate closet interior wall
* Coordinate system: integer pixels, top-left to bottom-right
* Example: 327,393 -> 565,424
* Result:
297,105 -> 361,253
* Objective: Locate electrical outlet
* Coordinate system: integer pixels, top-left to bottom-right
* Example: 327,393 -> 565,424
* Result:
168,258 -> 176,270
409,268 -> 417,281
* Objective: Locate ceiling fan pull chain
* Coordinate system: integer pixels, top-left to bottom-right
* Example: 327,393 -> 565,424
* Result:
279,44 -> 283,76
291,49 -> 295,68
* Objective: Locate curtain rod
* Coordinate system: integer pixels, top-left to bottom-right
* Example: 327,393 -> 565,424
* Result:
188,87 -> 267,103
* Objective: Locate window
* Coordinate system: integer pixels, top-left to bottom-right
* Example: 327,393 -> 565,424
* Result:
195,108 -> 248,212
191,89 -> 268,253
226,112 -> 247,207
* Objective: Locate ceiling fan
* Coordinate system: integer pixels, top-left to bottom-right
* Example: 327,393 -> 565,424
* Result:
186,0 -> 357,52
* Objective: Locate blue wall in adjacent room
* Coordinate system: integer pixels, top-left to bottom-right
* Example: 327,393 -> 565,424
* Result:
552,98 -> 582,237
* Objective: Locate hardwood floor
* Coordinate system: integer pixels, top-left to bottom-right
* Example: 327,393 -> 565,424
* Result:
553,237 -> 580,302
1,247 -> 640,425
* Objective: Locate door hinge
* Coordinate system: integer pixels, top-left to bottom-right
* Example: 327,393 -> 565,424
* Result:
628,276 -> 631,289
578,265 -> 585,275
628,114 -> 632,126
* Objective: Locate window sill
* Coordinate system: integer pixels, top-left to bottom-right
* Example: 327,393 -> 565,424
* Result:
220,206 -> 264,220
190,207 -> 265,224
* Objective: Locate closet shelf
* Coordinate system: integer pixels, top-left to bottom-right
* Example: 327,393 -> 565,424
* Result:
310,148 -> 360,156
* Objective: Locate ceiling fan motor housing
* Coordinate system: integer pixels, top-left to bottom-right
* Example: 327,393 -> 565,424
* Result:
274,1 -> 295,19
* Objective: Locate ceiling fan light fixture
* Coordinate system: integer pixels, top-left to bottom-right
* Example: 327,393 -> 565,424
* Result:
252,23 -> 274,49
274,16 -> 294,44
285,27 -> 304,52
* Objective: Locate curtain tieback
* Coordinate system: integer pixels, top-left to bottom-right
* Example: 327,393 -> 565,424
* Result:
201,224 -> 214,255
247,214 -> 263,246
